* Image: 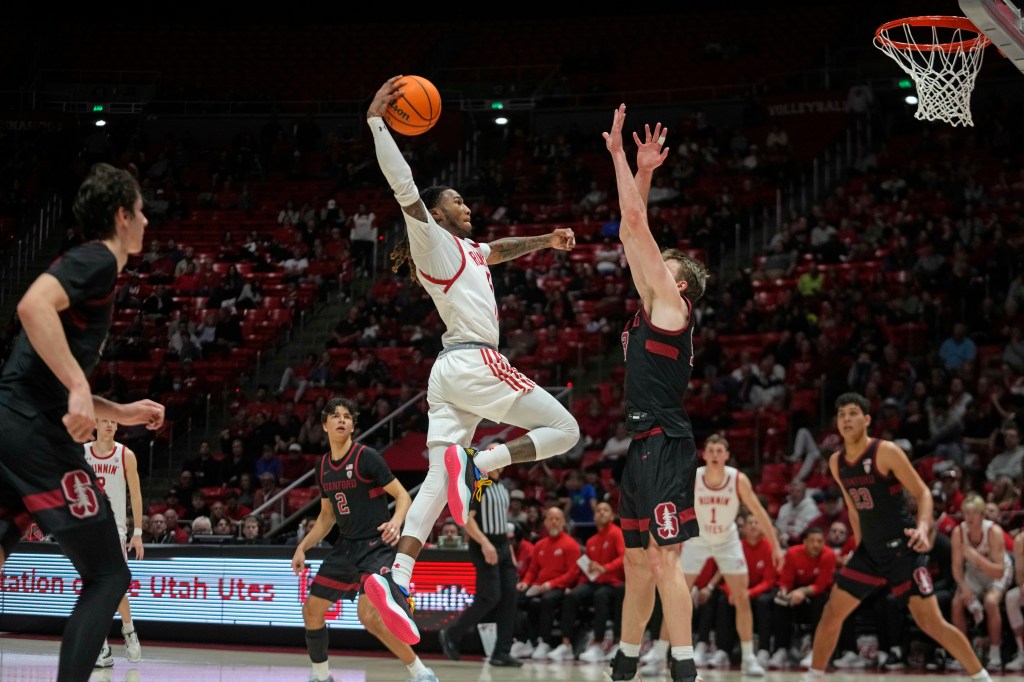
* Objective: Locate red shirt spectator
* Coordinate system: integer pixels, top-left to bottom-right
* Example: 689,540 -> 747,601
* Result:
742,524 -> 778,598
581,505 -> 625,586
515,537 -> 535,580
779,532 -> 836,598
520,508 -> 581,590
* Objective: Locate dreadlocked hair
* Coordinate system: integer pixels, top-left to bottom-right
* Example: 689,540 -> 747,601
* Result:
662,248 -> 709,301
390,185 -> 452,287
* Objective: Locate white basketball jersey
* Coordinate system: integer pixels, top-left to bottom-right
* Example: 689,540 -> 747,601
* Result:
694,465 -> 741,545
960,519 -> 1007,585
406,213 -> 499,348
84,441 -> 127,540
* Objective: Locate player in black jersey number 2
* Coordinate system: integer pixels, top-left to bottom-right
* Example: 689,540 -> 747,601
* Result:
800,392 -> 991,682
291,398 -> 436,682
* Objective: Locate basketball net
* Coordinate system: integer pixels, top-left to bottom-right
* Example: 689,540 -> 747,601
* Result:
874,17 -> 991,127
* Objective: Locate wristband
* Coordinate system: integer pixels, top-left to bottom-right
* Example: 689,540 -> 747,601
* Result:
133,528 -> 143,537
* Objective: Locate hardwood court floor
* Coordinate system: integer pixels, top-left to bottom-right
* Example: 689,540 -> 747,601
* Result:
0,635 -> 1018,681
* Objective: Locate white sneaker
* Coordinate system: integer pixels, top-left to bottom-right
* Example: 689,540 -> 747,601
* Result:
833,650 -> 868,668
531,641 -> 552,660
603,644 -> 619,662
410,669 -> 438,682
799,652 -> 812,668
578,643 -> 606,663
756,649 -> 770,668
707,650 -> 730,667
510,640 -> 534,658
122,627 -> 142,663
947,658 -> 965,672
743,654 -> 766,676
547,643 -> 575,661
1006,651 -> 1024,671
639,659 -> 666,677
694,641 -> 709,666
641,640 -> 668,664
990,653 -> 1003,670
768,649 -> 789,668
95,640 -> 114,668
308,675 -> 334,682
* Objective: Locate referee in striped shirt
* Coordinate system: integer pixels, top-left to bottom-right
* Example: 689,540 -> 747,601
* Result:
438,466 -> 523,667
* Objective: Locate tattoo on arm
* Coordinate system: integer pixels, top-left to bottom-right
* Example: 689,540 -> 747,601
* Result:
487,235 -> 551,264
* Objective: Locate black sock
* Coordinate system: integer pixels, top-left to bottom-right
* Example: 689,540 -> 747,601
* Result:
305,626 -> 330,663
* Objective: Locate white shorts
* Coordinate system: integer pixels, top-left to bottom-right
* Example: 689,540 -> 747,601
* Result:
681,535 -> 747,576
426,347 -> 536,447
965,561 -> 1012,596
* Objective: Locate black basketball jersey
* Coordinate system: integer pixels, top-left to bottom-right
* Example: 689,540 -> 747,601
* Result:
317,441 -> 395,540
0,242 -> 117,416
620,300 -> 695,437
835,438 -> 915,549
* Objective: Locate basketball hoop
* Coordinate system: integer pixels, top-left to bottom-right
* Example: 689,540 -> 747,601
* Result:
874,15 -> 991,127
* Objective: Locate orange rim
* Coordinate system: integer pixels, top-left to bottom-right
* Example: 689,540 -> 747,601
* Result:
875,15 -> 991,53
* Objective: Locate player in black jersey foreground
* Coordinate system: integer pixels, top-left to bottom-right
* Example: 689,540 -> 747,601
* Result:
603,104 -> 708,682
0,163 -> 165,682
800,392 -> 991,682
291,397 -> 436,682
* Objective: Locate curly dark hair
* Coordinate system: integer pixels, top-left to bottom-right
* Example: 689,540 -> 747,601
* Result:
72,163 -> 141,241
390,186 -> 453,287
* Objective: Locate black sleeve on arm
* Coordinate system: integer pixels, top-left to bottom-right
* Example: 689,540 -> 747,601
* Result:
359,446 -> 396,488
47,245 -> 117,307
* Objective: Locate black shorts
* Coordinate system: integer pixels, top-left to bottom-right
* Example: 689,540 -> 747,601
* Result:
0,404 -> 112,556
619,430 -> 699,549
309,536 -> 395,603
836,540 -> 934,601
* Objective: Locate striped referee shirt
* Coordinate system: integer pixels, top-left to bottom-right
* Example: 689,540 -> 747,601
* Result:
469,479 -> 510,540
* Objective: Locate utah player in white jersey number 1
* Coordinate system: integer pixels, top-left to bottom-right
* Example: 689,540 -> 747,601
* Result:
367,75 -> 581,626
643,433 -> 784,678
83,418 -> 144,667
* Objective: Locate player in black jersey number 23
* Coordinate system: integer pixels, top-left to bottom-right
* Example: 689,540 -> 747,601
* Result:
800,392 -> 991,682
291,397 -> 437,682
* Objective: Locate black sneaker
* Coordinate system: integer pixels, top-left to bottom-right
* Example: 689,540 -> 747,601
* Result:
607,650 -> 639,681
883,648 -> 905,670
925,649 -> 946,672
489,652 -> 524,667
438,627 -> 460,661
670,657 -> 704,682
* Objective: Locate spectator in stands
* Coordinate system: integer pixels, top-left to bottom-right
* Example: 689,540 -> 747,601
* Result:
808,487 -> 849,536
182,440 -> 225,487
191,516 -> 213,539
508,489 -> 528,525
594,238 -> 624,277
298,408 -> 329,454
174,245 -> 197,277
987,424 -> 1024,483
253,472 -> 284,530
923,394 -> 966,464
190,490 -> 210,521
940,322 -> 978,373
92,360 -> 131,403
162,509 -> 190,544
148,513 -> 173,544
510,507 -> 581,659
767,527 -> 835,668
236,472 -> 256,510
775,480 -> 820,548
740,512 -> 781,669
281,443 -> 311,486
348,202 -> 377,276
213,517 -> 234,536
222,437 -> 251,487
224,489 -> 252,525
550,501 -> 625,662
168,319 -> 202,362
1004,534 -> 1024,671
236,279 -> 263,309
951,493 -> 1010,670
175,470 -> 197,516
236,515 -> 263,544
558,470 -> 598,529
254,444 -> 284,483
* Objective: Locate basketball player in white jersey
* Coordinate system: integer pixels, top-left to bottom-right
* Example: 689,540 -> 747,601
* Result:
84,418 -> 144,667
643,433 -> 784,677
367,75 -> 581,632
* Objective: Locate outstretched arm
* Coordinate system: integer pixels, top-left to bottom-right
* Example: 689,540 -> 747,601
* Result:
486,228 -> 576,265
603,104 -> 685,329
367,76 -> 430,223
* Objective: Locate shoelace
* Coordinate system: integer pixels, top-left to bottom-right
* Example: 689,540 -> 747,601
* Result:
473,476 -> 493,502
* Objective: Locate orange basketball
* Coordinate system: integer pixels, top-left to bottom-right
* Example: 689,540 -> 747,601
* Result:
384,75 -> 442,136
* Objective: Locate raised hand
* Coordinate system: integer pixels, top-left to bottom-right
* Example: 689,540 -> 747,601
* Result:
368,75 -> 404,119
550,227 -> 576,251
634,122 -> 669,172
602,103 -> 627,155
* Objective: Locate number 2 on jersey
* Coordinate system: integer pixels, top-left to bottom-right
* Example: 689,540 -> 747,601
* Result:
335,492 -> 350,516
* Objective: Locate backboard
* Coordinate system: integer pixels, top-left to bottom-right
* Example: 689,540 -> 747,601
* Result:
960,0 -> 1024,73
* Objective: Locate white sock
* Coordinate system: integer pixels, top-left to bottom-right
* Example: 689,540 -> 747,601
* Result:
311,661 -> 329,680
741,641 -> 754,659
990,644 -> 1001,660
619,642 -> 641,657
392,553 -> 414,590
652,639 -> 670,656
406,656 -> 427,676
474,444 -> 511,472
805,670 -> 825,682
122,619 -> 134,633
672,645 -> 694,661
